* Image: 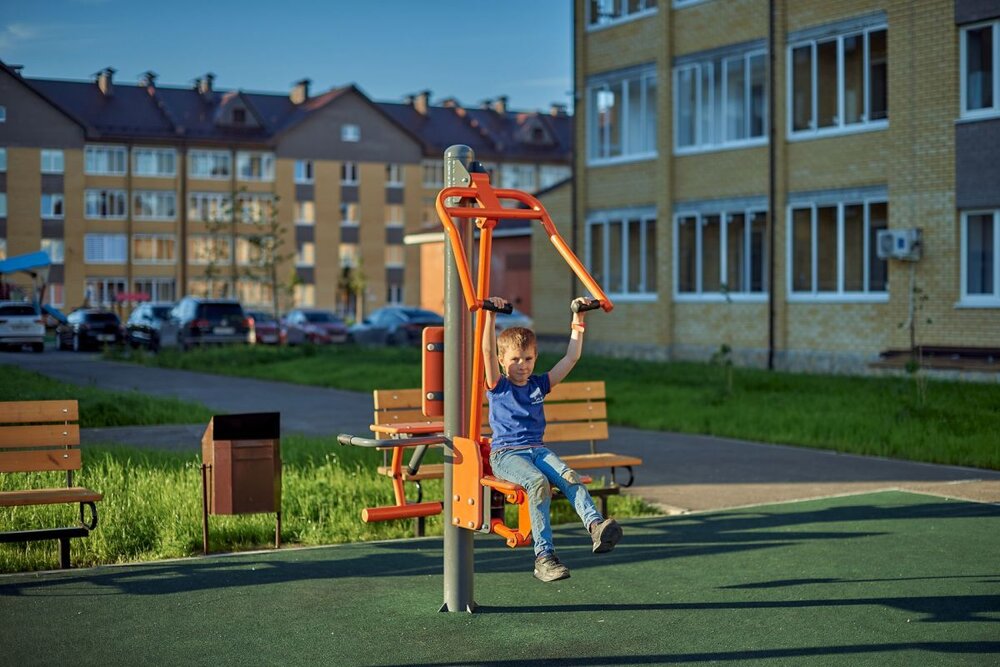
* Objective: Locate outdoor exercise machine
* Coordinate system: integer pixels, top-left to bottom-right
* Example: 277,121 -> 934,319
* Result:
338,145 -> 613,612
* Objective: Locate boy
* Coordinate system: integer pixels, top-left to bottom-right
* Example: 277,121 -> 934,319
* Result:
481,295 -> 623,582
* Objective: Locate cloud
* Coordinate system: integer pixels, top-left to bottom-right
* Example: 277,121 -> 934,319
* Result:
0,23 -> 40,50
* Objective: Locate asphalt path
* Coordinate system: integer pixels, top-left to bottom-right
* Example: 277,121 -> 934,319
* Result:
3,348 -> 998,512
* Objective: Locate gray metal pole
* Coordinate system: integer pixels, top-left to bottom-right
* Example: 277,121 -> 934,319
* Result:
441,145 -> 476,613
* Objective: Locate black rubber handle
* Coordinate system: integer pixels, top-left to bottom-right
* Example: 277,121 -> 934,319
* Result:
571,300 -> 603,314
481,301 -> 514,314
406,445 -> 429,476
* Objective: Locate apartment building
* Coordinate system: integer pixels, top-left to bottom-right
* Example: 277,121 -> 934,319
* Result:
0,64 -> 571,318
550,0 -> 1000,372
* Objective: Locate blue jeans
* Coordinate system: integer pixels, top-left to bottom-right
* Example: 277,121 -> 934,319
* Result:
489,446 -> 603,558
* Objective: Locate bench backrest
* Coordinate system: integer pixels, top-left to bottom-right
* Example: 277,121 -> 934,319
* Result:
0,400 -> 82,476
373,381 -> 609,446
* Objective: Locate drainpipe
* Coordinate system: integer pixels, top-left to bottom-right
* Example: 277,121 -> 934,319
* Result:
767,0 -> 777,370
570,0 -> 579,304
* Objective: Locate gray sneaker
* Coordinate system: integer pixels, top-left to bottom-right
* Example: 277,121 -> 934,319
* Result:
533,554 -> 571,582
590,518 -> 623,553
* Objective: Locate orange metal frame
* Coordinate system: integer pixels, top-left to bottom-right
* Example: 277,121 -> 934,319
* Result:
435,171 -> 614,543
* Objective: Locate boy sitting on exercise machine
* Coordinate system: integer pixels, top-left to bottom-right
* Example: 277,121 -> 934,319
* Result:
481,295 -> 623,583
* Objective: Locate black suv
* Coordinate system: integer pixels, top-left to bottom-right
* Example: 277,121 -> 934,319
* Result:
57,309 -> 124,351
171,297 -> 249,350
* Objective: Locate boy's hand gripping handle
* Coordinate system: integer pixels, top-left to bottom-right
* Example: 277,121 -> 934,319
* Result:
481,301 -> 513,315
571,300 -> 605,314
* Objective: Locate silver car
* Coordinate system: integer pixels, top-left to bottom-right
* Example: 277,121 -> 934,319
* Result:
0,302 -> 46,352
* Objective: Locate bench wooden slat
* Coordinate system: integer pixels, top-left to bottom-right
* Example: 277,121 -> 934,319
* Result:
373,408 -> 428,425
544,402 -> 607,422
0,448 -> 82,473
0,400 -> 79,425
0,424 -> 81,448
544,421 -> 609,442
548,381 -> 606,401
373,389 -> 424,410
560,453 -> 643,470
0,486 -> 103,507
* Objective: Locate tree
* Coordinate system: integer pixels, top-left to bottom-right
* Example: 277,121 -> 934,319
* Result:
240,191 -> 294,319
201,197 -> 234,298
338,259 -> 367,322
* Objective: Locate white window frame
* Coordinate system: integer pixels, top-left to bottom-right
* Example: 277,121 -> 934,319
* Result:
585,207 -> 658,302
0,147 -> 6,172
422,160 -> 444,187
539,164 -> 571,190
959,209 -> 1000,307
133,147 -> 177,178
132,234 -> 177,265
294,160 -> 314,184
296,241 -> 315,268
188,192 -> 231,222
41,194 -> 64,219
84,234 -> 128,264
787,25 -> 889,140
44,283 -> 64,308
133,278 -> 175,303
41,238 -> 65,263
341,124 -> 361,142
587,0 -> 658,31
236,151 -> 275,182
500,163 -> 538,191
85,189 -> 128,220
84,278 -> 128,306
294,200 -> 315,225
236,193 -> 275,224
132,190 -> 177,221
341,161 -> 359,185
587,65 -> 658,165
385,204 -> 404,227
785,198 -> 889,302
188,234 -> 233,265
0,106 -> 6,122
385,163 -> 404,187
673,208 -> 769,302
84,145 -> 127,176
341,202 -> 360,226
40,149 -> 64,174
188,149 -> 232,180
960,20 -> 1000,120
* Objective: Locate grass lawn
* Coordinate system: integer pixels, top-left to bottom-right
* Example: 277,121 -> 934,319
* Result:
108,345 -> 1000,470
0,363 -> 215,427
0,436 -> 656,572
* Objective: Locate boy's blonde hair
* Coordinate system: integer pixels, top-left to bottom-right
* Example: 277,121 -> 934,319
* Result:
496,326 -> 536,358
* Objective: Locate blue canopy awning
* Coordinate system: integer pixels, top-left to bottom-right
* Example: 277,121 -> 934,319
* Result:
0,251 -> 51,275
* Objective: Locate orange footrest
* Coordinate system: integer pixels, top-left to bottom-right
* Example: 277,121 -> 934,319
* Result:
361,501 -> 443,523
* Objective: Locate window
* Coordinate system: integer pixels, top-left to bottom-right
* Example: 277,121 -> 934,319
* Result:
588,0 -> 657,28
0,106 -> 5,122
385,163 -> 403,186
0,193 -> 6,218
294,160 -> 314,183
295,201 -> 315,224
189,150 -> 231,179
539,165 -> 571,190
132,234 -> 176,264
962,210 -> 1000,305
84,234 -> 127,264
341,161 -> 359,184
134,278 -> 175,303
422,160 -> 444,187
501,164 -> 537,191
789,26 -> 887,137
237,280 -> 274,307
586,208 -> 658,299
85,145 -> 127,175
232,108 -> 246,125
85,189 -> 128,219
188,192 -> 230,222
587,65 -> 657,163
386,283 -> 403,305
133,148 -> 176,177
961,20 -> 1000,118
340,243 -> 359,268
236,237 -> 268,266
296,242 -> 315,267
385,245 -> 405,267
675,208 -> 768,297
188,235 -> 232,265
41,194 -> 64,218
341,202 -> 360,225
44,283 -> 64,308
236,151 -> 275,181
236,193 -> 275,224
187,279 -> 232,299
41,239 -> 64,263
133,191 -> 176,220
40,149 -> 64,174
0,147 -> 6,172
385,204 -> 404,227
84,278 -> 127,306
341,124 -> 361,142
294,283 -> 315,307
675,48 -> 767,152
788,198 -> 888,299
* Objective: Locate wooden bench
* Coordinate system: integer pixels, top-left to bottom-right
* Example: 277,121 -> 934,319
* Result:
0,400 -> 103,569
370,380 -> 642,517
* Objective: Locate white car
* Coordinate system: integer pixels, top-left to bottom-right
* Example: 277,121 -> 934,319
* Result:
0,302 -> 46,353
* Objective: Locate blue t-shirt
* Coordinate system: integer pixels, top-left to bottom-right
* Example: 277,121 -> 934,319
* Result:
487,373 -> 551,450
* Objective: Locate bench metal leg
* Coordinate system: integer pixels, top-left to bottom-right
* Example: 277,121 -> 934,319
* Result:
59,537 -> 71,569
598,494 -> 609,518
414,516 -> 426,538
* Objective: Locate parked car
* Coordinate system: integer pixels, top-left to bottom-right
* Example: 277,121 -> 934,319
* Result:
125,302 -> 177,351
245,310 -> 282,345
493,307 -> 534,336
171,297 -> 250,350
0,301 -> 45,352
282,308 -> 349,345
56,309 -> 124,351
348,306 -> 444,345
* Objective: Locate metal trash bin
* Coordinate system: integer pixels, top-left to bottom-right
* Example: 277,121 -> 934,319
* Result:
200,412 -> 281,553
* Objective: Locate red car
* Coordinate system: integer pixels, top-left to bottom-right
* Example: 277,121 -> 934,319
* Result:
282,308 -> 348,345
245,310 -> 282,345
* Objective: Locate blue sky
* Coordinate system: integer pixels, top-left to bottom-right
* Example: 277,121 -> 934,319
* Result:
0,0 -> 573,112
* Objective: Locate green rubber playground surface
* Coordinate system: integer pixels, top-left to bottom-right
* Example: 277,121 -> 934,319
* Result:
2,490 -> 997,666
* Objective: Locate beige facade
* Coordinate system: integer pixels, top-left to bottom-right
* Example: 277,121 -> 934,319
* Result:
559,0 -> 1000,372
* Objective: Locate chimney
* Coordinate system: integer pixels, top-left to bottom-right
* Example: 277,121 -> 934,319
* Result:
549,103 -> 567,117
492,95 -> 508,114
96,67 -> 115,97
479,98 -> 493,110
414,89 -> 431,116
196,73 -> 215,97
139,70 -> 157,89
291,78 -> 311,105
